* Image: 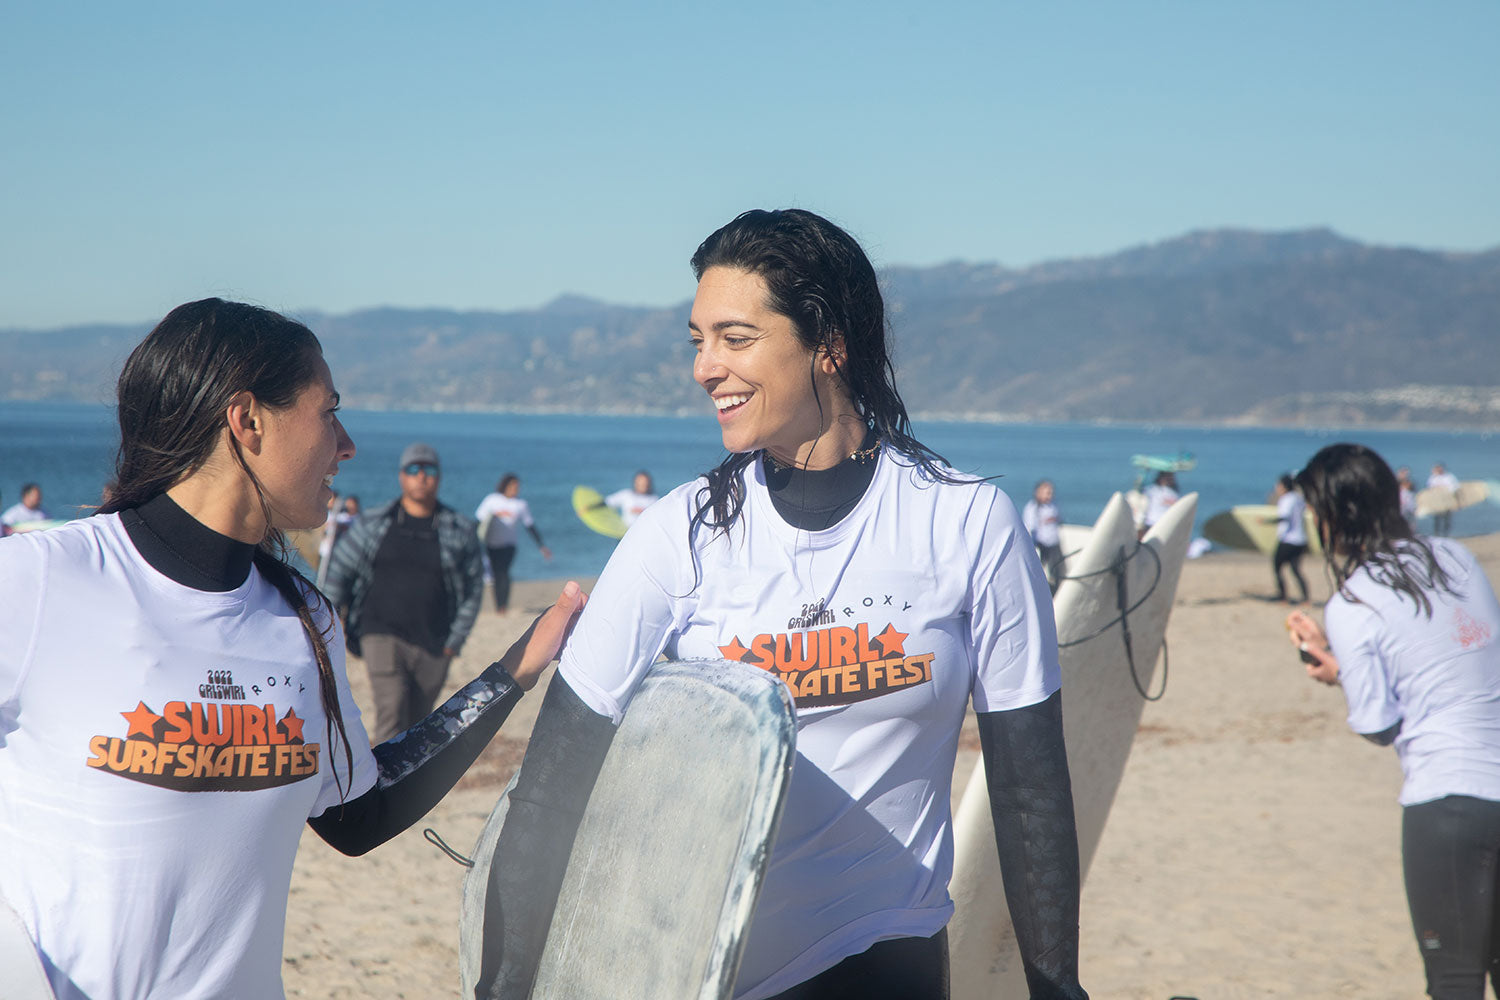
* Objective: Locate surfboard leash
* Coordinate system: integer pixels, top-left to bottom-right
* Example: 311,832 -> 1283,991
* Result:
423,827 -> 475,868
1055,540 -> 1169,701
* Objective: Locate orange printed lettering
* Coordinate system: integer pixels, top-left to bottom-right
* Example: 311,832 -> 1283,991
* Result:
241,705 -> 268,745
748,634 -> 775,666
162,702 -> 192,743
828,627 -> 856,666
86,735 -> 109,768
192,704 -> 231,746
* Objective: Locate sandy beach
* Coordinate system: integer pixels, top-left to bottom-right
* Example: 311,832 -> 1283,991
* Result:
282,532 -> 1500,999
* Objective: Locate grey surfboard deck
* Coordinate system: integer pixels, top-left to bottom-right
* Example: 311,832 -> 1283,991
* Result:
460,658 -> 796,1000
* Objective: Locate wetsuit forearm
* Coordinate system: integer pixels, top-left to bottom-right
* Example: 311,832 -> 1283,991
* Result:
978,691 -> 1089,1000
309,661 -> 523,855
476,676 -> 616,999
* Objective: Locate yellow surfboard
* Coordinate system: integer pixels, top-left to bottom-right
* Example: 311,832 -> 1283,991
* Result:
572,486 -> 628,539
1201,504 -> 1322,555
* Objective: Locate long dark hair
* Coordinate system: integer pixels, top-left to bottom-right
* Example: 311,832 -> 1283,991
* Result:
98,298 -> 356,795
1295,442 -> 1456,616
687,208 -> 960,535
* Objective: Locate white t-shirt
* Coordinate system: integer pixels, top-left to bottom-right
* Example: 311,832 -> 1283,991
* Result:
1326,538 -> 1500,807
1427,470 -> 1461,493
1021,499 -> 1061,548
0,516 -> 379,1000
558,447 -> 1060,999
475,493 -> 534,548
1142,484 -> 1178,527
0,502 -> 48,528
1276,491 -> 1307,546
605,488 -> 658,527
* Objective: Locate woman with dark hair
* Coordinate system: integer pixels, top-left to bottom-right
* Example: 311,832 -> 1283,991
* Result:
0,298 -> 582,1000
476,472 -> 552,614
483,211 -> 1087,999
1286,442 -> 1500,999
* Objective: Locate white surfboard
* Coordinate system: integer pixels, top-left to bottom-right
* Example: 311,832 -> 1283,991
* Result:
459,659 -> 796,1000
0,899 -> 55,1000
947,491 -> 1198,998
1415,479 -> 1490,519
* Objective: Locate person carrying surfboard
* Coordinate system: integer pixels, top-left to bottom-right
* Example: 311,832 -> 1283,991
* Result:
0,299 -> 585,1000
0,482 -> 49,534
480,210 -> 1088,1000
1285,442 -> 1500,999
1426,461 -> 1461,536
605,469 -> 658,527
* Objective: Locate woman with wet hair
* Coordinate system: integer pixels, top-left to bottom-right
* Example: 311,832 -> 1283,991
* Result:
483,210 -> 1087,999
0,298 -> 582,1000
1287,442 -> 1500,999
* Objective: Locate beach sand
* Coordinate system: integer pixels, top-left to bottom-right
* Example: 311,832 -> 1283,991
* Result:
283,533 -> 1500,999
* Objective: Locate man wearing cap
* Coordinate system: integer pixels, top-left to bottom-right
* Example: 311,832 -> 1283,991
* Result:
323,443 -> 486,742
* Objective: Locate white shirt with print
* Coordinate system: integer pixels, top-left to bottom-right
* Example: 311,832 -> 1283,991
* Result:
475,493 -> 534,548
1326,538 -> 1500,807
0,516 -> 378,1000
558,446 -> 1059,1000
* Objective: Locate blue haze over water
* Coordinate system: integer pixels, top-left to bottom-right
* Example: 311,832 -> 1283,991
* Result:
3,401 -> 1498,584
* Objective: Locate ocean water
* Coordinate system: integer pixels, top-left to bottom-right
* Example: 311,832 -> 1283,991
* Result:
3,400 -> 1497,582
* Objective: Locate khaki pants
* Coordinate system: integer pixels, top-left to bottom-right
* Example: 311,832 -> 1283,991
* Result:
361,633 -> 452,743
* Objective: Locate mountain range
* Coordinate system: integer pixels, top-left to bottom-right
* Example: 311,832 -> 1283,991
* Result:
5,228 -> 1498,426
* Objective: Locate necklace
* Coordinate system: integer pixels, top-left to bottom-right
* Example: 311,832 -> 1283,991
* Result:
764,438 -> 880,474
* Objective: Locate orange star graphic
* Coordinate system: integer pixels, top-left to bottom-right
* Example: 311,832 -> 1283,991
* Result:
280,708 -> 306,743
874,624 -> 908,657
121,701 -> 162,739
717,636 -> 750,662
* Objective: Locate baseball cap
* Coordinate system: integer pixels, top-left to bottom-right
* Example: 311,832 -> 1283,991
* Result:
399,442 -> 440,471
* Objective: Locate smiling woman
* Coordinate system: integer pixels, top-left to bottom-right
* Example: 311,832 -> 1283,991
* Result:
482,210 -> 1090,1000
0,298 -> 585,1000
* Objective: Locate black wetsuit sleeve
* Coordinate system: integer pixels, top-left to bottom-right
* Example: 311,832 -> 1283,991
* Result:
308,661 -> 524,856
476,676 -> 616,1000
977,691 -> 1090,1000
1361,720 -> 1402,746
526,524 -> 546,549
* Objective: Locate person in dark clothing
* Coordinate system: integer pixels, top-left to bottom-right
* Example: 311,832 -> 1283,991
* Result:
323,443 -> 487,743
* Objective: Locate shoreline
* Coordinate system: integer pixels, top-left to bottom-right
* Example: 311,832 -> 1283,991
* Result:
284,534 -> 1500,999
5,397 -> 1498,434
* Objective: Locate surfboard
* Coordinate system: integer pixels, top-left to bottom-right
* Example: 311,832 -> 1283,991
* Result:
6,519 -> 67,534
947,491 -> 1198,999
460,659 -> 796,1000
1415,479 -> 1492,519
571,485 -> 628,539
1130,452 -> 1195,473
0,899 -> 55,999
1201,504 -> 1322,555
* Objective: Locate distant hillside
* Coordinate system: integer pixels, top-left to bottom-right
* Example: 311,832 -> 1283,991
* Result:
4,228 -> 1498,427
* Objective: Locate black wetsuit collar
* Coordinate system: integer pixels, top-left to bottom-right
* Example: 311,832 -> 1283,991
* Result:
120,493 -> 257,592
763,430 -> 880,531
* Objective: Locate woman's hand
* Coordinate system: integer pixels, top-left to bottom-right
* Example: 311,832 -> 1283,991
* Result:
500,581 -> 587,690
1285,609 -> 1339,685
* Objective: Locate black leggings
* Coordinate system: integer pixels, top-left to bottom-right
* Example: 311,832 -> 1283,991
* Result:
1272,541 -> 1307,601
765,929 -> 948,1000
486,545 -> 517,610
1403,795 -> 1500,999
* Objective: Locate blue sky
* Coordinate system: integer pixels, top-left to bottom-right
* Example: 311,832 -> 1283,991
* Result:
3,1 -> 1496,328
